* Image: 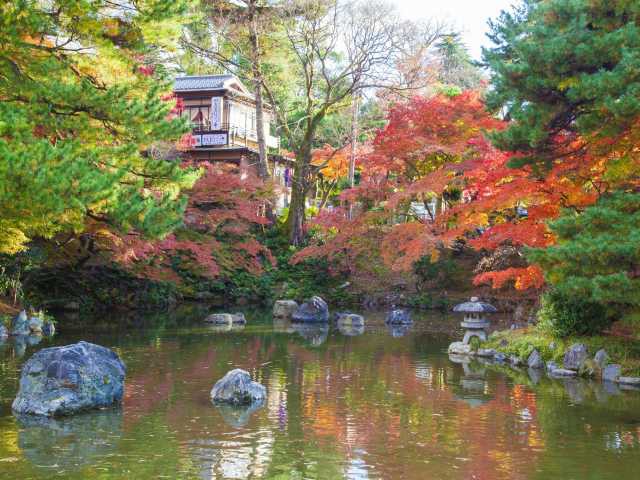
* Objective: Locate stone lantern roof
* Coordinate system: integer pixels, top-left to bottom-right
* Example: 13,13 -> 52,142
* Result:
453,297 -> 497,314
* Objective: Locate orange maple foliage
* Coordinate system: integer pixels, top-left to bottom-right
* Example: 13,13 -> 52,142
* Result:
295,91 -> 636,292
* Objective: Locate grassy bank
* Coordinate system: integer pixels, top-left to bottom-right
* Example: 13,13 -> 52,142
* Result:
482,323 -> 640,377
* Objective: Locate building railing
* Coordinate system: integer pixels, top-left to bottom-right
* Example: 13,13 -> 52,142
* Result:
189,123 -> 279,150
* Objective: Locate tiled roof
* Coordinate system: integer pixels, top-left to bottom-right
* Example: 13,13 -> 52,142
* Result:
174,75 -> 234,91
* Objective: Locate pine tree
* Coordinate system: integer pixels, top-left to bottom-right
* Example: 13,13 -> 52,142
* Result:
0,0 -> 199,254
527,191 -> 640,311
483,0 -> 640,168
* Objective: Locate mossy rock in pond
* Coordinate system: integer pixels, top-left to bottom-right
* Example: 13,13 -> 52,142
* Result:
210,369 -> 266,406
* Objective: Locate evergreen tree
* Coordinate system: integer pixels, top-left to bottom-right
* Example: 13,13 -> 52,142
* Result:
483,0 -> 640,168
0,0 -> 199,254
435,33 -> 482,90
527,191 -> 640,313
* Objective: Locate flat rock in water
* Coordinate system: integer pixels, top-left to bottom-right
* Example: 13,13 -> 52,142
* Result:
205,313 -> 246,325
617,376 -> 640,386
549,368 -> 578,377
292,296 -> 329,322
448,342 -> 472,355
12,341 -> 126,416
385,309 -> 412,325
563,343 -> 588,371
273,300 -> 299,319
335,313 -> 365,326
603,364 -> 621,383
210,369 -> 266,405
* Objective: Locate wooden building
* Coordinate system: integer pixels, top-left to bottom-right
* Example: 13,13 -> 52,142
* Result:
174,74 -> 293,211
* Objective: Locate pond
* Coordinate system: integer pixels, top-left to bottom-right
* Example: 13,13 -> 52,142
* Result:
1,308 -> 640,479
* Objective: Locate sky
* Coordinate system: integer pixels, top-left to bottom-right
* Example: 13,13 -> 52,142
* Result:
392,0 -> 518,60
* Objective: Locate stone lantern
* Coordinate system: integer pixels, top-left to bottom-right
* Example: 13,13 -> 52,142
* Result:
453,296 -> 497,344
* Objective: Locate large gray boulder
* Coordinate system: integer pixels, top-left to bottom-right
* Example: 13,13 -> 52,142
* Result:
11,310 -> 30,336
204,313 -> 246,325
12,341 -> 126,416
292,296 -> 329,322
273,300 -> 299,319
210,369 -> 266,406
385,309 -> 412,325
563,343 -> 588,371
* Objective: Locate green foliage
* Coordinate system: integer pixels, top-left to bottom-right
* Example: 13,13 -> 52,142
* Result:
261,229 -> 355,305
25,266 -> 180,312
528,192 -> 640,319
435,33 -> 483,90
483,0 -> 640,166
536,290 -> 612,338
413,254 -> 459,289
0,0 -> 198,253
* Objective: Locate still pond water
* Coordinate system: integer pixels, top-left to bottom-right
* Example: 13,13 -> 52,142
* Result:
1,308 -> 640,479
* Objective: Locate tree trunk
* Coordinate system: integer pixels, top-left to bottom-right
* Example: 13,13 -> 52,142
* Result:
347,93 -> 359,219
286,170 -> 307,246
247,0 -> 274,220
348,93 -> 359,188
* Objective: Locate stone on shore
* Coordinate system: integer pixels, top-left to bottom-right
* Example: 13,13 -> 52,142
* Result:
494,352 -> 507,363
28,317 -> 43,335
527,349 -> 545,369
11,310 -> 30,336
385,309 -> 412,325
475,348 -> 497,358
510,355 -> 525,367
42,321 -> 55,337
12,341 -> 126,416
272,300 -> 299,319
603,364 -> 621,383
204,313 -> 246,325
594,349 -> 609,370
292,296 -> 329,322
563,343 -> 588,371
210,369 -> 266,406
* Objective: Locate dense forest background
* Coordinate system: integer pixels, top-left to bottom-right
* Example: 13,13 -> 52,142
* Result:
1,0 -> 639,339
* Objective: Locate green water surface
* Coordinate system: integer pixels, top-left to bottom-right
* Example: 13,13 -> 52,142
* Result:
1,308 -> 639,479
